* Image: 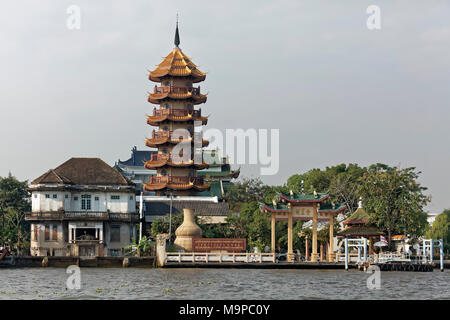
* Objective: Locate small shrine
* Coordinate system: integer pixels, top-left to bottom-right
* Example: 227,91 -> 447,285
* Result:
337,198 -> 383,253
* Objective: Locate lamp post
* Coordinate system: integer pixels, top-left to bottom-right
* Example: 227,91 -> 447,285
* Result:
168,191 -> 173,246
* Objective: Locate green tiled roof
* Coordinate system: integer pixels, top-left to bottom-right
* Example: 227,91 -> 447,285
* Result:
259,202 -> 290,213
260,201 -> 346,214
318,202 -> 347,213
279,192 -> 329,203
197,169 -> 240,179
337,225 -> 382,237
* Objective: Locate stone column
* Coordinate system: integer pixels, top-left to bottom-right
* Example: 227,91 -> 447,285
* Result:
305,236 -> 309,261
311,204 -> 319,262
271,213 -> 276,252
99,227 -> 104,243
156,234 -> 168,267
320,243 -> 324,261
287,209 -> 294,262
328,213 -> 336,262
68,226 -> 73,243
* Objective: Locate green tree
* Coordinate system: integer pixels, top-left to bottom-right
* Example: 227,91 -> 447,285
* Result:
0,173 -> 31,252
426,209 -> 450,251
359,164 -> 430,246
150,212 -> 184,244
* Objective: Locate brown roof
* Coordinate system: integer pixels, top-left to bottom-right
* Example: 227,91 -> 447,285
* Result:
32,158 -> 134,186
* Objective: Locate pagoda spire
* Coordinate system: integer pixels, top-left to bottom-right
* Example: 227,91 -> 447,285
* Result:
174,15 -> 180,47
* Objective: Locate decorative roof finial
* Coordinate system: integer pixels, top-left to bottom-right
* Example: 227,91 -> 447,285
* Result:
358,197 -> 363,209
174,14 -> 180,47
289,189 -> 294,197
313,190 -> 318,198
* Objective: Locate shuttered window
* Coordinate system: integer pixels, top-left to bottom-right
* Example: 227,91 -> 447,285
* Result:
45,225 -> 50,241
52,225 -> 58,241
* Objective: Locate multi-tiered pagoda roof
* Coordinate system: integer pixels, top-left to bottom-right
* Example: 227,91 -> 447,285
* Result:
143,23 -> 210,194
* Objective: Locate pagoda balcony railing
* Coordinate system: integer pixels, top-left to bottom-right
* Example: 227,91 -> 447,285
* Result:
151,130 -> 203,141
150,153 -> 170,162
153,85 -> 201,95
152,107 -> 202,118
149,176 -> 205,185
150,152 -> 204,162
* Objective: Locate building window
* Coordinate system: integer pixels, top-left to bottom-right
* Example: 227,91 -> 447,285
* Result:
34,194 -> 37,198
81,195 -> 91,210
74,196 -> 78,201
109,249 -> 121,257
111,195 -> 120,200
65,194 -> 69,199
161,169 -> 167,176
164,103 -> 169,109
95,197 -> 99,201
110,225 -> 121,242
53,194 -> 57,199
45,194 -> 50,199
52,225 -> 58,240
45,225 -> 58,241
129,195 -> 133,201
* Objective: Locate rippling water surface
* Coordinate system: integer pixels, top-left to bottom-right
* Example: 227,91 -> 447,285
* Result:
0,268 -> 448,300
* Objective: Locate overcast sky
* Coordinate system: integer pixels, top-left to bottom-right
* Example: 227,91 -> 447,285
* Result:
1,1 -> 449,213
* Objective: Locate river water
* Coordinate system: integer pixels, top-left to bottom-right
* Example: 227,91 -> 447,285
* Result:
0,268 -> 448,300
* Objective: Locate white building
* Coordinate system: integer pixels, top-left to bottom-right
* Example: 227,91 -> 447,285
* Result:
26,158 -> 139,257
427,212 -> 440,225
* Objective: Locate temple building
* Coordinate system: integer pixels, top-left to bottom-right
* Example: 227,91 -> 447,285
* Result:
114,146 -> 157,192
25,158 -> 139,257
142,195 -> 230,227
260,191 -> 346,262
143,23 -> 210,195
196,150 -> 240,198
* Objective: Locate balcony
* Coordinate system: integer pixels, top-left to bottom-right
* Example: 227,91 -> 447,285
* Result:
153,85 -> 201,95
150,130 -> 205,143
25,211 -> 140,222
150,153 -> 170,162
151,108 -> 202,118
149,176 -> 205,186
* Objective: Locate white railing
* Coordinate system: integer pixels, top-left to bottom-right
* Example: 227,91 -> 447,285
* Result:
165,252 -> 276,264
375,252 -> 411,263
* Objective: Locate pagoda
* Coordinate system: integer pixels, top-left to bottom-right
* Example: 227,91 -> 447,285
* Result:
144,23 -> 210,195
